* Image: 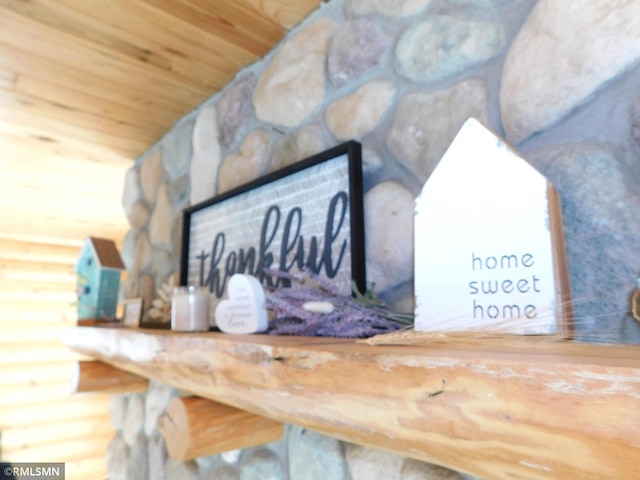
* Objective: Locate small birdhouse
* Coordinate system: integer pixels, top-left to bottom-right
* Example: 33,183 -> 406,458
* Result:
75,237 -> 125,321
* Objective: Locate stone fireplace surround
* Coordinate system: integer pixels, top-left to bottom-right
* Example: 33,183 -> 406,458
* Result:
111,0 -> 640,478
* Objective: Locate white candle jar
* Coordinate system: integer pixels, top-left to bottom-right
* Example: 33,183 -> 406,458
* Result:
171,286 -> 210,332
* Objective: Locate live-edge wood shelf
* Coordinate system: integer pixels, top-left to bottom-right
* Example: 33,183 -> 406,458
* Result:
62,326 -> 640,480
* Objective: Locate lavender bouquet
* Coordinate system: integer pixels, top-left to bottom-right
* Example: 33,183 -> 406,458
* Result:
264,270 -> 413,338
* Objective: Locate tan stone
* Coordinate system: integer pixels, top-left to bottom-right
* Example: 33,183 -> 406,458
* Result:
133,232 -> 152,276
253,19 -> 336,127
326,81 -> 395,141
387,80 -> 488,182
500,0 -> 640,144
149,184 -> 172,246
140,147 -> 164,205
126,200 -> 150,231
191,104 -> 221,205
218,130 -> 271,193
364,181 -> 414,293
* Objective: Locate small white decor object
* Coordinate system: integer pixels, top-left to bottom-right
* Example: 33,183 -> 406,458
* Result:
171,286 -> 210,332
215,274 -> 268,334
414,118 -> 573,337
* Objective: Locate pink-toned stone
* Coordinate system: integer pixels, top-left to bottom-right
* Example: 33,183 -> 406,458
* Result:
328,19 -> 391,88
218,130 -> 271,193
217,74 -> 256,148
253,19 -> 336,127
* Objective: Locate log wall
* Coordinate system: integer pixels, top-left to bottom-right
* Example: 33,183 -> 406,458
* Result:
0,238 -> 116,480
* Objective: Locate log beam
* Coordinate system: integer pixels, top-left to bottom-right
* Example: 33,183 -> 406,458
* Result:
71,360 -> 148,394
62,327 -> 640,480
160,396 -> 283,460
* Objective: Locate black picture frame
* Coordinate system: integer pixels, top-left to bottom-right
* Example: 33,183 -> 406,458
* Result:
179,141 -> 366,323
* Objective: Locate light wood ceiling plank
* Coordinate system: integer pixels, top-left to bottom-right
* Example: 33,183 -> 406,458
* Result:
0,89 -> 159,145
0,107 -> 150,157
140,0 -> 285,54
239,0 -> 322,29
15,76 -> 175,133
0,129 -> 132,168
0,46 -> 189,118
0,9 -> 211,106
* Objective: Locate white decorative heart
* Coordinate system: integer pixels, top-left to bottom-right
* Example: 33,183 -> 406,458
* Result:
215,274 -> 268,334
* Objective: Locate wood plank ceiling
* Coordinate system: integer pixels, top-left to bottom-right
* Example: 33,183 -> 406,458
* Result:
0,1 -> 322,477
0,0 -> 322,245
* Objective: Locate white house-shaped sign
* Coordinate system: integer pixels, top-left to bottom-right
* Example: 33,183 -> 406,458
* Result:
414,118 -> 572,336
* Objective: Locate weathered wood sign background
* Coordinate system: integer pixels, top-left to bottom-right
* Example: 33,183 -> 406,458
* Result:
415,118 -> 572,336
180,142 -> 365,326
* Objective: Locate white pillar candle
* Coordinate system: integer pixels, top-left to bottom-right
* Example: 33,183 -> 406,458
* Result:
171,286 -> 210,332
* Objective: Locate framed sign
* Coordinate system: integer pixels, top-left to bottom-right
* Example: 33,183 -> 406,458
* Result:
179,141 -> 365,325
122,298 -> 144,328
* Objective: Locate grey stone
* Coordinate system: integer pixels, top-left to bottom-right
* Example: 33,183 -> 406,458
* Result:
270,124 -> 325,173
165,459 -> 200,480
106,434 -> 129,480
254,19 -> 336,127
288,426 -> 348,480
167,175 -> 190,209
500,0 -> 640,144
141,146 -> 164,205
109,394 -> 126,431
192,103 -> 221,205
152,249 -> 175,291
364,181 -> 414,293
139,274 -> 155,318
134,232 -> 152,275
163,118 -> 195,182
240,449 -> 284,480
149,184 -> 173,246
396,16 -> 504,83
217,74 -> 256,148
122,393 -> 145,446
122,166 -> 142,219
218,129 -> 271,193
328,19 -> 391,88
345,0 -> 433,18
362,147 -> 385,175
401,458 -> 466,480
528,145 -> 640,344
211,465 -> 241,480
121,229 -> 137,273
387,80 -> 489,182
631,91 -> 640,152
346,444 -> 404,480
326,81 -> 395,141
126,434 -> 149,480
148,434 -> 168,480
145,380 -> 177,436
446,0 -> 516,7
126,200 -> 150,231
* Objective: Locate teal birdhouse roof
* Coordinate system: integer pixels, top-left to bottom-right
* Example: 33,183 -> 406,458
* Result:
75,236 -> 125,272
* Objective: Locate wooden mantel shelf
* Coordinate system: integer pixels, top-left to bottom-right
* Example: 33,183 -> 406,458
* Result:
62,326 -> 640,480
